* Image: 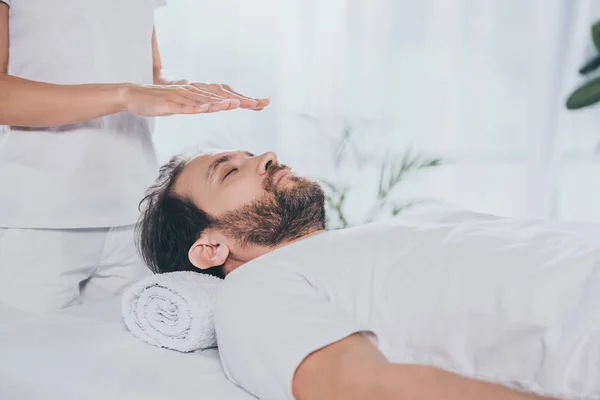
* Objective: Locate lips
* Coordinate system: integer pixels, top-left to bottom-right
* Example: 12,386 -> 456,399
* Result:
272,169 -> 291,186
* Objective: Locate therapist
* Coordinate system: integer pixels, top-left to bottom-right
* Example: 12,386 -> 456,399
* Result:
0,0 -> 270,313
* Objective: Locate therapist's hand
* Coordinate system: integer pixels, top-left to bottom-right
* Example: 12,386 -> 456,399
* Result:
184,82 -> 270,111
121,82 -> 242,117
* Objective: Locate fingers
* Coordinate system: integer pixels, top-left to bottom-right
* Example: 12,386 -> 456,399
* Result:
218,84 -> 259,109
222,84 -> 270,110
166,95 -> 238,116
182,85 -> 241,111
253,98 -> 270,110
165,98 -> 210,115
136,83 -> 253,117
184,85 -> 225,101
191,83 -> 269,110
205,100 -> 239,113
170,86 -> 240,112
169,88 -> 204,107
125,83 -> 243,117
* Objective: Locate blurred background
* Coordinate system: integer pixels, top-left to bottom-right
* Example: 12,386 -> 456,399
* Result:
153,0 -> 600,228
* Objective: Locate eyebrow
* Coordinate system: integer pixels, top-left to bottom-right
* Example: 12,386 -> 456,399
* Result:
206,151 -> 255,183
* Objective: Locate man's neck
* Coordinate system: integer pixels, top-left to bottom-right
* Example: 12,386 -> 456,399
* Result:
223,228 -> 325,275
274,228 -> 324,250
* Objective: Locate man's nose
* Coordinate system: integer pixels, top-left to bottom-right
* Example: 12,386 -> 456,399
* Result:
257,152 -> 278,175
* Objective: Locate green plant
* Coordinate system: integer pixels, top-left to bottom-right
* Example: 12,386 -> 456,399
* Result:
566,20 -> 600,110
320,127 -> 442,230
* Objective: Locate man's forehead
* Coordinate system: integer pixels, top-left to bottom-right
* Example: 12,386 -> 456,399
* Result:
173,150 -> 241,195
185,149 -> 243,171
188,151 -> 224,169
171,153 -> 210,195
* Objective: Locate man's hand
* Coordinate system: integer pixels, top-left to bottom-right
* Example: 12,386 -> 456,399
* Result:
293,333 -> 558,400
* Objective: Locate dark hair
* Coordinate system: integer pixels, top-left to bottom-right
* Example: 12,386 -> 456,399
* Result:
136,155 -> 225,279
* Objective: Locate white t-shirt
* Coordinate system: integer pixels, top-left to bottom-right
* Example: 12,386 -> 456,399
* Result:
0,0 -> 166,228
215,213 -> 600,400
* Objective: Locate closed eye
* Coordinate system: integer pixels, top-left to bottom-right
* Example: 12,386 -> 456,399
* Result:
223,168 -> 238,181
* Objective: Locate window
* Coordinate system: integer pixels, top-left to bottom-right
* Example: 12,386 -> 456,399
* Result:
154,0 -> 600,223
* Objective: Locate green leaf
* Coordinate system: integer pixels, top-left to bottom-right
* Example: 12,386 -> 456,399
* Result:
377,159 -> 387,200
421,158 -> 442,168
593,20 -> 600,54
391,199 -> 436,215
334,127 -> 351,167
578,54 -> 600,75
566,75 -> 600,110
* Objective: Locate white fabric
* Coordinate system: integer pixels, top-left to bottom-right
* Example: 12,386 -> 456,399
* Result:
0,299 -> 255,400
215,212 -> 600,400
0,225 -> 150,313
216,269 -> 374,400
122,271 -> 222,352
0,0 -> 162,228
0,1 -> 9,6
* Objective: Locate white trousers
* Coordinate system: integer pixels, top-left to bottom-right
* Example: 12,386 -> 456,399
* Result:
0,225 -> 150,313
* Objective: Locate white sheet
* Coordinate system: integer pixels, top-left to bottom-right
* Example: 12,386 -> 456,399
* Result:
215,208 -> 600,399
0,298 -> 255,400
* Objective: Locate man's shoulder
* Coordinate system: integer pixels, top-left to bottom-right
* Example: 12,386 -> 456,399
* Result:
217,259 -> 307,303
213,258 -> 323,333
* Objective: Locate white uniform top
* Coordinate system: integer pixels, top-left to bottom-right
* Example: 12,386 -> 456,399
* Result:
0,0 -> 165,228
215,212 -> 600,400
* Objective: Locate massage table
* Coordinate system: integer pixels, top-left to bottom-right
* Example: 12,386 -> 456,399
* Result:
0,298 -> 255,400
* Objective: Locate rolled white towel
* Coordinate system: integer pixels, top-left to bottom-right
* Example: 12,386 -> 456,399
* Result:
121,271 -> 222,352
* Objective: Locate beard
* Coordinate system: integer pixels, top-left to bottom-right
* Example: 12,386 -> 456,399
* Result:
212,164 -> 326,248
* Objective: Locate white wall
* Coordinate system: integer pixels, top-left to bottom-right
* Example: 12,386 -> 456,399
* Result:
153,0 -> 600,225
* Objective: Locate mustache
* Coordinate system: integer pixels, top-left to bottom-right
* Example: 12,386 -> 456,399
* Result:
264,164 -> 291,190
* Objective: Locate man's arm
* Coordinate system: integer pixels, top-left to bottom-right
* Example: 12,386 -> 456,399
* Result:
293,333 -> 557,400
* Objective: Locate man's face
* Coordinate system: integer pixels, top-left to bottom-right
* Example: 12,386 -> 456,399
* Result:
173,150 -> 325,247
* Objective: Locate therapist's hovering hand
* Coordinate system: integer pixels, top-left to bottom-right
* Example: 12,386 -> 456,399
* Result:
123,81 -> 270,117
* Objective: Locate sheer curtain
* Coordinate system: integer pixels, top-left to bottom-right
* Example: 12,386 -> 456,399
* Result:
154,0 -> 600,224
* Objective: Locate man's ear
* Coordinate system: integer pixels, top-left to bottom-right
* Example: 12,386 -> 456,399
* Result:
188,233 -> 230,270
